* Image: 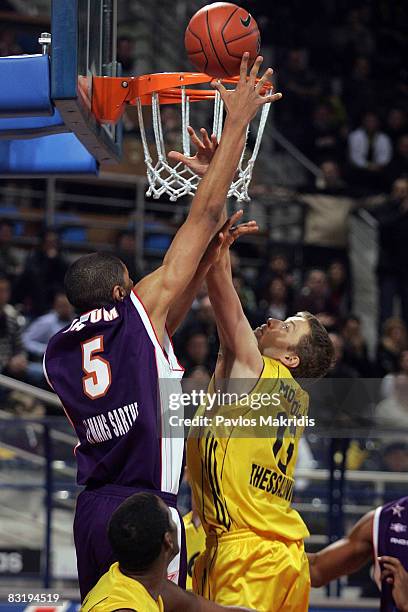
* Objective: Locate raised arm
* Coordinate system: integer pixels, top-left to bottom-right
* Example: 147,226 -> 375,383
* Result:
206,231 -> 263,377
308,510 -> 373,587
166,212 -> 258,336
135,55 -> 280,343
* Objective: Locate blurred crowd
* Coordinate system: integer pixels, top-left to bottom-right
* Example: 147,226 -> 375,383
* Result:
252,1 -> 408,191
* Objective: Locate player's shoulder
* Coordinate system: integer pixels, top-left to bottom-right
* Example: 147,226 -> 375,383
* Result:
379,496 -> 408,519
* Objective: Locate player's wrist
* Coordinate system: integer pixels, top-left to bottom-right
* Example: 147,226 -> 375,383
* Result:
223,114 -> 249,132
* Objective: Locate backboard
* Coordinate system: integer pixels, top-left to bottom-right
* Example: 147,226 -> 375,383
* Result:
51,0 -> 122,163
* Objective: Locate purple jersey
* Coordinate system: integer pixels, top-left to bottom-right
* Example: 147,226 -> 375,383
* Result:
373,496 -> 408,612
44,290 -> 184,494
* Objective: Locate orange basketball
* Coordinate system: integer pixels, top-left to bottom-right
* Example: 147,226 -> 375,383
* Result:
185,2 -> 261,79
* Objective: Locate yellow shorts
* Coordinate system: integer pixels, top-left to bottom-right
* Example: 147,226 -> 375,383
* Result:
192,530 -> 310,612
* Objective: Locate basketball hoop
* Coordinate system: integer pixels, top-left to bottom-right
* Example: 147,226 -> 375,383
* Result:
92,72 -> 273,201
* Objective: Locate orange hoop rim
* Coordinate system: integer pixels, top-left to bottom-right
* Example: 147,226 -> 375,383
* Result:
91,71 -> 274,123
130,72 -> 273,105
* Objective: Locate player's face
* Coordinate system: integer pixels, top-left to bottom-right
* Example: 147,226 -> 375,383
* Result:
254,316 -> 310,368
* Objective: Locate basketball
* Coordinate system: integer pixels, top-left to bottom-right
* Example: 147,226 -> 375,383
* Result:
185,2 -> 261,79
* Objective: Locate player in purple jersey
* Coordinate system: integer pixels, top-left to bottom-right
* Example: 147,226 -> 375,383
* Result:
44,54 -> 282,601
308,496 -> 408,611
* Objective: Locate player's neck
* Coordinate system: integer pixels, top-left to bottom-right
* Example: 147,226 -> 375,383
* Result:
119,562 -> 166,601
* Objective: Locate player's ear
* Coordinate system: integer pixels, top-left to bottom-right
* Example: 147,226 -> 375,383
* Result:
281,353 -> 300,369
112,284 -> 126,302
163,530 -> 175,555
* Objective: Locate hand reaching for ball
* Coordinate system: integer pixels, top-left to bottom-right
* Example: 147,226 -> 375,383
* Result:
168,127 -> 218,177
168,54 -> 282,176
213,53 -> 282,127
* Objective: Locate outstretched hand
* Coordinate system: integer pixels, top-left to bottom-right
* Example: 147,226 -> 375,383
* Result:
379,556 -> 408,612
168,126 -> 218,177
212,52 -> 282,126
203,210 -> 259,268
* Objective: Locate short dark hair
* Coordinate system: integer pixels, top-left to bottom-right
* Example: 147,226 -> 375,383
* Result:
64,252 -> 125,311
108,493 -> 171,572
290,312 -> 334,379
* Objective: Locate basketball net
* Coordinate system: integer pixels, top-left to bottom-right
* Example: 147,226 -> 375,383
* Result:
135,76 -> 272,202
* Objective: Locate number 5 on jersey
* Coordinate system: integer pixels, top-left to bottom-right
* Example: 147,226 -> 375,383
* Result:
81,336 -> 112,399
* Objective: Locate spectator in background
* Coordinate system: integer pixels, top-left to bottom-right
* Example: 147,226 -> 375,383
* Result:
340,10 -> 375,63
116,36 -> 136,75
300,161 -> 353,273
327,333 -> 359,378
254,277 -> 290,326
348,112 -> 392,190
294,269 -> 332,317
0,275 -> 41,386
340,315 -> 372,377
327,261 -> 351,319
361,442 -> 408,503
277,48 -> 321,145
381,350 -> 408,400
181,332 -> 211,377
0,220 -> 21,283
377,317 -> 408,376
14,229 -> 68,318
386,109 -> 407,147
255,253 -> 294,304
303,103 -> 346,164
343,56 -> 376,123
115,230 -> 142,283
23,292 -> 74,373
387,133 -> 408,184
375,178 -> 408,326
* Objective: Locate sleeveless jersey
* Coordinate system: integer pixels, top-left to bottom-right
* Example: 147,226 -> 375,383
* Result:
81,561 -> 164,612
373,496 -> 408,612
186,356 -> 310,541
44,289 -> 184,494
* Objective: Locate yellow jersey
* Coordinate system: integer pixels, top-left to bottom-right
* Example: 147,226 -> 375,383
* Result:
186,356 -> 310,542
183,511 -> 206,590
81,562 -> 164,612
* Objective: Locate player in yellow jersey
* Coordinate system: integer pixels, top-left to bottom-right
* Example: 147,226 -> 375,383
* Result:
82,492 -> 256,612
186,238 -> 333,610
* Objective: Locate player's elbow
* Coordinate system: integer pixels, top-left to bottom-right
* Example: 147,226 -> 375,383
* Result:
308,554 -> 325,588
310,572 -> 325,588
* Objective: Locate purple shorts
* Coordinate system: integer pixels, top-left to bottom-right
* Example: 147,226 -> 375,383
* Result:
74,484 -> 187,600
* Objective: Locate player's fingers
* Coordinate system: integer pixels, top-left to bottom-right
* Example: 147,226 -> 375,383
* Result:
260,92 -> 283,105
211,80 -> 228,99
231,220 -> 258,230
210,134 -> 219,151
228,210 -> 244,228
239,52 -> 250,83
379,556 -> 402,569
168,151 -> 190,164
249,55 -> 263,85
200,128 -> 212,149
188,126 -> 206,151
232,224 -> 259,236
255,68 -> 273,92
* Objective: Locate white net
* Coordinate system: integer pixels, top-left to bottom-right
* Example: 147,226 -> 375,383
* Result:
136,80 -> 272,202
